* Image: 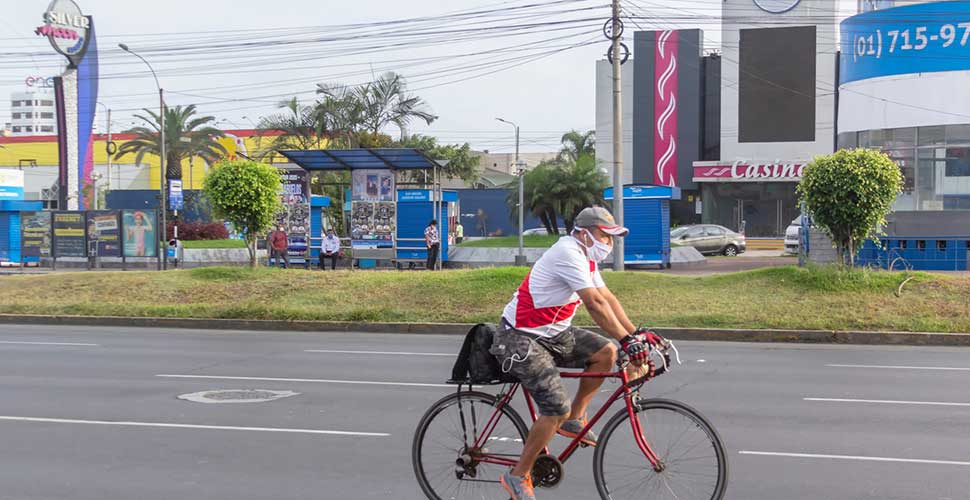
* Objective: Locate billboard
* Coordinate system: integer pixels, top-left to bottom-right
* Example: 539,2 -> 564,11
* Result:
21,211 -> 52,259
87,210 -> 120,257
841,1 -> 970,84
122,209 -> 157,257
276,166 -> 309,258
351,170 -> 395,251
52,211 -> 86,257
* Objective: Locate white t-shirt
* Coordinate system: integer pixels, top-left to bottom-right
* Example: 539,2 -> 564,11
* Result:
501,236 -> 606,338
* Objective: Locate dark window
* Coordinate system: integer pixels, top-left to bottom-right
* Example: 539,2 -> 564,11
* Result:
40,100 -> 54,107
40,126 -> 53,132
40,112 -> 53,119
945,147 -> 970,177
917,240 -> 926,250
686,227 -> 705,238
937,240 -> 947,252
12,126 -> 21,132
11,101 -> 20,107
900,240 -> 908,249
739,26 -> 816,143
705,226 -> 725,236
23,126 -> 32,132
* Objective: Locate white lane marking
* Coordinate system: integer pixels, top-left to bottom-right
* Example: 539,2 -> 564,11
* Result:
739,451 -> 970,467
0,340 -> 99,346
157,374 -> 453,388
0,415 -> 388,437
827,364 -> 970,372
304,349 -> 452,357
805,397 -> 970,407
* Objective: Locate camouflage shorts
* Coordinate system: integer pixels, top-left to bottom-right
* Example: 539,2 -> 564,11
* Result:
492,324 -> 612,416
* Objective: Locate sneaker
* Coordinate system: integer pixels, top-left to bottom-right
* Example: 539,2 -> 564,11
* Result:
557,418 -> 597,447
500,471 -> 536,500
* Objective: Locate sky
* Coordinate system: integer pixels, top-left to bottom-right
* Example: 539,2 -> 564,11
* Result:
1,0 -> 819,153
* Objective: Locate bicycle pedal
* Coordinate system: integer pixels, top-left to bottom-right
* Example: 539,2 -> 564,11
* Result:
579,442 -> 590,448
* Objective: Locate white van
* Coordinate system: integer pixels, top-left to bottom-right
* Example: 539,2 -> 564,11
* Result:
784,216 -> 804,254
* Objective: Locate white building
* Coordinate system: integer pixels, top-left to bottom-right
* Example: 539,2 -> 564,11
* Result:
9,90 -> 57,136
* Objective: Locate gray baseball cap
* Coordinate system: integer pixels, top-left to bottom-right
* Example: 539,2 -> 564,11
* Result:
574,206 -> 629,236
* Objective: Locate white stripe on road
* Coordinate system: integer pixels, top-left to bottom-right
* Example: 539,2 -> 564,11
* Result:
806,397 -> 970,407
0,415 -> 388,437
304,349 -> 452,357
827,364 -> 970,372
0,340 -> 99,346
739,451 -> 970,467
157,374 -> 453,388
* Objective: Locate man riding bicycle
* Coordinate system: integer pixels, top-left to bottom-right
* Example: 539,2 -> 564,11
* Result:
492,206 -> 662,500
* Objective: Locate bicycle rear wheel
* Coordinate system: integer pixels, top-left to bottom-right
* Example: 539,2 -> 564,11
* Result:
593,398 -> 728,500
412,390 -> 528,500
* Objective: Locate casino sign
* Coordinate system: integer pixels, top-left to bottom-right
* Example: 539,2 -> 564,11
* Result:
34,0 -> 91,66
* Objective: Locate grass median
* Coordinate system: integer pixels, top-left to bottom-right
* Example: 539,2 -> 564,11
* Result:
0,266 -> 967,333
457,235 -> 559,248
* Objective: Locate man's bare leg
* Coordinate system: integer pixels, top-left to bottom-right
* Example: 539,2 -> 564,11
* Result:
568,344 -> 617,421
511,413 -> 568,477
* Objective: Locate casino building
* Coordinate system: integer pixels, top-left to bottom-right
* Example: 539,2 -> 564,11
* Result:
596,0 -> 970,238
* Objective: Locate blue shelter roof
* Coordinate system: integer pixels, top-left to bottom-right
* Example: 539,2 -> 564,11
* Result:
278,148 -> 437,171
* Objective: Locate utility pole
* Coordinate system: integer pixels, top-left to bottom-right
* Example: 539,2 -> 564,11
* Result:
611,0 -> 625,271
497,117 -> 526,266
105,107 -> 111,193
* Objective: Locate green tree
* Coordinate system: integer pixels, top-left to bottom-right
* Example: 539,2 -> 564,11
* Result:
203,159 -> 282,267
253,98 -> 325,160
558,130 -> 596,162
552,154 -> 609,233
797,148 -> 903,266
117,104 -> 226,180
507,154 -> 609,235
394,134 -> 480,183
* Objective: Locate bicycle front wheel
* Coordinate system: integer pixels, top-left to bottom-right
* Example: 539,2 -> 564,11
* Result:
593,398 -> 728,500
412,390 -> 529,500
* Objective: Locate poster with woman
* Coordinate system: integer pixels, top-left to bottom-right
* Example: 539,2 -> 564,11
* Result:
122,210 -> 157,257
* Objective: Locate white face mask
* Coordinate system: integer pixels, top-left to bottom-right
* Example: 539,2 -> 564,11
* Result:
580,229 -> 613,262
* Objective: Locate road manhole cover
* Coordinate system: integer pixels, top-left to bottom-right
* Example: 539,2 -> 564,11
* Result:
177,389 -> 299,404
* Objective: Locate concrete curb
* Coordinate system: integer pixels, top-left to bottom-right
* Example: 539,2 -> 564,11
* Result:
1,314 -> 969,346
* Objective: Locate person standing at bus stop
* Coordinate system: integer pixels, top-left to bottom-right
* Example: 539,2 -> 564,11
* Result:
425,219 -> 440,270
269,225 -> 289,269
455,221 -> 464,244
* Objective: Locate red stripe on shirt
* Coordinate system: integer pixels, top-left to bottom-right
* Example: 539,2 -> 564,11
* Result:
514,271 -> 580,329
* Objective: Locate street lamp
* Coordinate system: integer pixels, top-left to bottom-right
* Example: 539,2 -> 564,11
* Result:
496,117 -> 526,266
119,43 -> 166,270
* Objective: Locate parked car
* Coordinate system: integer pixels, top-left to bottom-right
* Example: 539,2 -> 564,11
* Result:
671,224 -> 747,256
784,216 -> 804,254
522,227 -> 567,236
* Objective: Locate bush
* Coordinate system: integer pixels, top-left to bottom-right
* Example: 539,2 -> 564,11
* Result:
165,221 -> 230,241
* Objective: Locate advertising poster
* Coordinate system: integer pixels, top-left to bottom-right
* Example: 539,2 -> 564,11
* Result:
122,210 -> 157,257
20,211 -> 51,258
52,211 -> 86,257
379,173 -> 394,201
276,167 -> 310,258
87,210 -> 121,257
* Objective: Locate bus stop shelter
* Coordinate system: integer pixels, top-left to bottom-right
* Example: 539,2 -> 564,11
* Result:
278,148 -> 449,269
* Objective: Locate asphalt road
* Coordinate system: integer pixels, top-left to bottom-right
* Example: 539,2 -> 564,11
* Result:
1,324 -> 969,500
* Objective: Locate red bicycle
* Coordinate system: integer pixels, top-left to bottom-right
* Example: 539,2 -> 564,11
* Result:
412,339 -> 728,500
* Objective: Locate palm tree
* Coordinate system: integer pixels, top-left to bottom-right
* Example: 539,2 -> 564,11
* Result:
253,97 -> 325,160
558,130 -> 596,162
116,104 -> 226,180
553,155 -> 609,233
316,72 -> 437,144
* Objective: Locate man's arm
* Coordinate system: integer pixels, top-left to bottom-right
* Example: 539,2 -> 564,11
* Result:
576,287 -> 628,341
598,287 -> 636,335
